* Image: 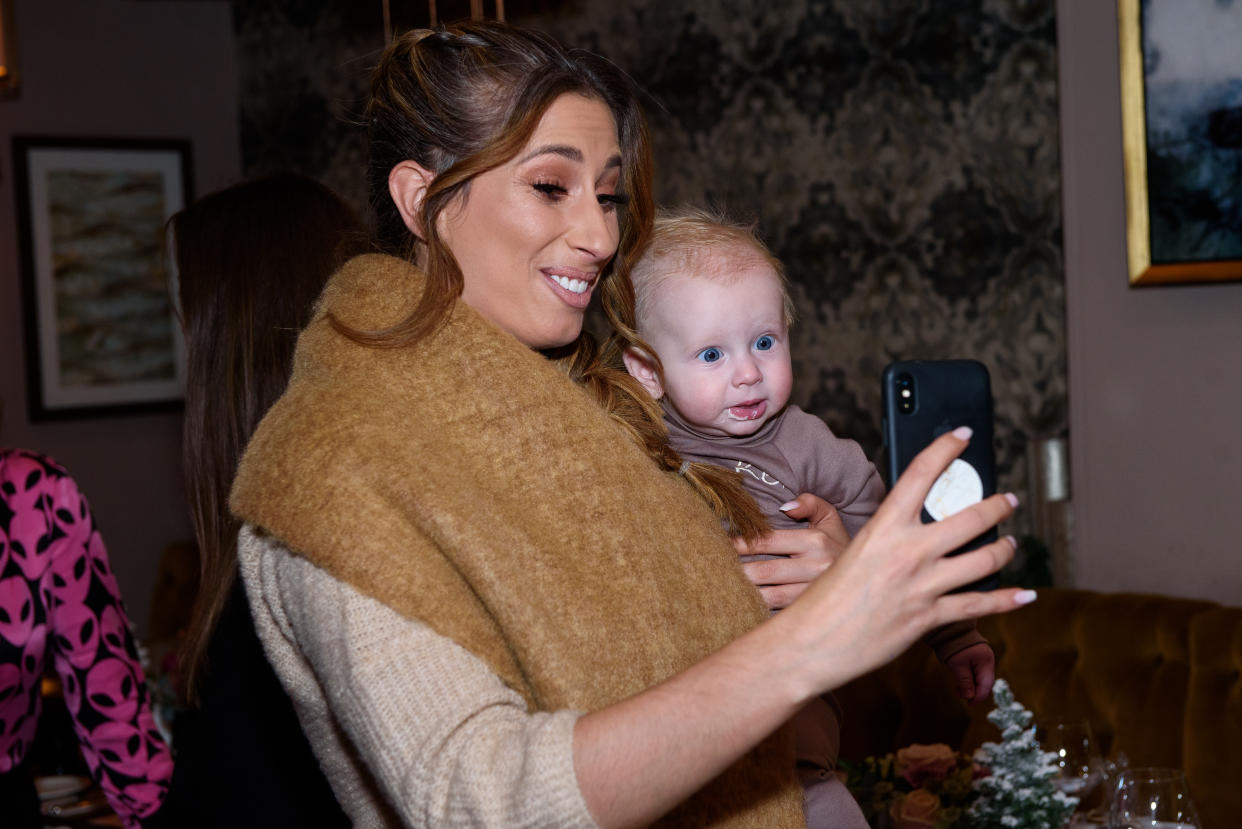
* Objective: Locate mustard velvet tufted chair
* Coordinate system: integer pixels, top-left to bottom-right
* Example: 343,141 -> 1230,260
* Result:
834,588 -> 1242,829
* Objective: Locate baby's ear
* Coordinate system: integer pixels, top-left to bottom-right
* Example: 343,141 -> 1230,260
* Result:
622,346 -> 664,400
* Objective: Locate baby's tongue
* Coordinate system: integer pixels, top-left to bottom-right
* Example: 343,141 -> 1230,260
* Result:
728,401 -> 766,421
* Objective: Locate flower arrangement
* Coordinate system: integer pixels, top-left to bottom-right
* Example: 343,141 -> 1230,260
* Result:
843,680 -> 1078,829
842,742 -> 983,829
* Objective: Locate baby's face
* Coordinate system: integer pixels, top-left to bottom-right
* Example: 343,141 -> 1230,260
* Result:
642,261 -> 792,437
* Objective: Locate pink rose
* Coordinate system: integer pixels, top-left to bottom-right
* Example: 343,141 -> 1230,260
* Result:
890,789 -> 941,829
895,743 -> 958,787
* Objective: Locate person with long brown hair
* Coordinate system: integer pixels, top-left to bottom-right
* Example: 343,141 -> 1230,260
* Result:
229,21 -> 1031,828
146,174 -> 364,827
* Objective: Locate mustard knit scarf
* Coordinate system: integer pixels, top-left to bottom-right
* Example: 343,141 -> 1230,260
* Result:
230,254 -> 804,827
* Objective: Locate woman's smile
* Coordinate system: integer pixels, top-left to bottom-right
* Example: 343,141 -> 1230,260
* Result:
543,266 -> 597,308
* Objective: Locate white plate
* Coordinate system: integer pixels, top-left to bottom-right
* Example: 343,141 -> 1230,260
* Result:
42,798 -> 99,818
35,774 -> 91,801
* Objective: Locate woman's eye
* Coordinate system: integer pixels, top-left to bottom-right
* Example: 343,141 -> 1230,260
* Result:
754,335 -> 775,352
696,347 -> 723,364
598,192 -> 631,213
533,182 -> 567,200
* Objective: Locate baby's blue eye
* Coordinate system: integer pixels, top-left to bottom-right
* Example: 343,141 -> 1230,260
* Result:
754,335 -> 775,351
696,347 -> 723,364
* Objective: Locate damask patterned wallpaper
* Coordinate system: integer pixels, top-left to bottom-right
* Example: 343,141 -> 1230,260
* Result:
234,0 -> 1066,542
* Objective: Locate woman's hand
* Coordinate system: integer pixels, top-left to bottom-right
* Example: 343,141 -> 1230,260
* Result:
734,494 -> 851,610
770,426 -> 1031,693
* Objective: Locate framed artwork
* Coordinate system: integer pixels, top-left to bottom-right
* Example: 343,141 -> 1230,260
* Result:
13,136 -> 193,420
1117,0 -> 1242,285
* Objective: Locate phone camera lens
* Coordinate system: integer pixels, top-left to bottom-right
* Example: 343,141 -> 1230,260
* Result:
896,372 -> 915,413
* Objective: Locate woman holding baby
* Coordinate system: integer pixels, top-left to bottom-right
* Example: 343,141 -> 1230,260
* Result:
227,20 -> 1029,828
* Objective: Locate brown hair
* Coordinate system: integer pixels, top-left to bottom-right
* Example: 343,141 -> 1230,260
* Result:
340,20 -> 653,347
344,21 -> 768,540
173,174 -> 366,703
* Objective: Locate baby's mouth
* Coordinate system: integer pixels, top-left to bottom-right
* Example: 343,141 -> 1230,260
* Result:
727,400 -> 767,421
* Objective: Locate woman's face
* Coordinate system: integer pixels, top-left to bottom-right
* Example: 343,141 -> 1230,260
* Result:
439,93 -> 624,349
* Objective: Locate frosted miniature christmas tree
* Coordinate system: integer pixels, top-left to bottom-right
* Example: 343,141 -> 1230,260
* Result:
967,678 -> 1079,829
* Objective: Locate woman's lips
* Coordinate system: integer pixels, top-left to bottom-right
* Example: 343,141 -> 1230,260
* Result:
543,269 -> 595,309
728,400 -> 767,421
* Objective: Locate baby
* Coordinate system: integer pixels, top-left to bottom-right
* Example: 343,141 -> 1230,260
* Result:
621,207 -> 994,827
621,208 -> 884,539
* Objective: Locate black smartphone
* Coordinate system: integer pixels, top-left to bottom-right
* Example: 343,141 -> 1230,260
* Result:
881,359 -> 998,591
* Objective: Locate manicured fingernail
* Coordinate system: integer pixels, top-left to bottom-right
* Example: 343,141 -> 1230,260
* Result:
952,426 -> 972,440
1014,589 -> 1038,605
778,501 -> 799,512
1004,534 -> 1017,549
1004,492 -> 1019,508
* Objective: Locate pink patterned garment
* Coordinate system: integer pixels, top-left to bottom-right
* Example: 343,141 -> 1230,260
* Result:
0,449 -> 172,825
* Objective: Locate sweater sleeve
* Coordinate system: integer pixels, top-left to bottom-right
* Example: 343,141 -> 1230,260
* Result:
239,526 -> 597,829
785,410 -> 885,538
922,620 -> 987,663
34,457 -> 173,827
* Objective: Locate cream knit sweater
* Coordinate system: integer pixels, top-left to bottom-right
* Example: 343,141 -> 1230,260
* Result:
238,526 -> 594,827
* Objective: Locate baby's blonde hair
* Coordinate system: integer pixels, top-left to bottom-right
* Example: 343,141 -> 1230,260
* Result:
630,206 -> 796,336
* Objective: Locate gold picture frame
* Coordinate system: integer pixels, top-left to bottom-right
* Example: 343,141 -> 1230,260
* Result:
1117,0 -> 1242,285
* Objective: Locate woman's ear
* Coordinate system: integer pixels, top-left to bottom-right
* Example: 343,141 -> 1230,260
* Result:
622,346 -> 665,400
389,161 -> 436,238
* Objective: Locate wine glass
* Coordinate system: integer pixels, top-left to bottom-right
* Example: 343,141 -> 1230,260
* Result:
1107,767 -> 1201,828
1036,717 -> 1105,800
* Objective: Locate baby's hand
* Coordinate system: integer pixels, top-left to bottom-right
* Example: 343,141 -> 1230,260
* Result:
945,642 -> 996,702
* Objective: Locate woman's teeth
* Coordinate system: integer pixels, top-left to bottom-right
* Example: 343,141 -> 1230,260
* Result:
551,274 -> 590,294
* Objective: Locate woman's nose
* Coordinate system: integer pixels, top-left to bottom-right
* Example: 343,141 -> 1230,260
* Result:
566,198 -> 618,262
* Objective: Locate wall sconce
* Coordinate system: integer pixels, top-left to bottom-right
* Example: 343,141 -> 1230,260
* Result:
0,0 -> 18,98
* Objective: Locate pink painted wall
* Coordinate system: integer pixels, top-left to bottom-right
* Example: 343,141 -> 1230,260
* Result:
0,0 -> 240,635
1057,1 -> 1242,605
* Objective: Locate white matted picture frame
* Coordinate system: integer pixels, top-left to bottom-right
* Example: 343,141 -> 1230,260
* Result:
13,136 -> 193,420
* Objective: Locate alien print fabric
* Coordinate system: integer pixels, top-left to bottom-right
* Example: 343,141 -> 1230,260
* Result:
0,449 -> 171,825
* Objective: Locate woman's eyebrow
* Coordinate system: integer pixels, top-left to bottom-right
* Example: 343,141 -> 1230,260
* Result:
519,144 -> 623,171
520,144 -> 582,163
